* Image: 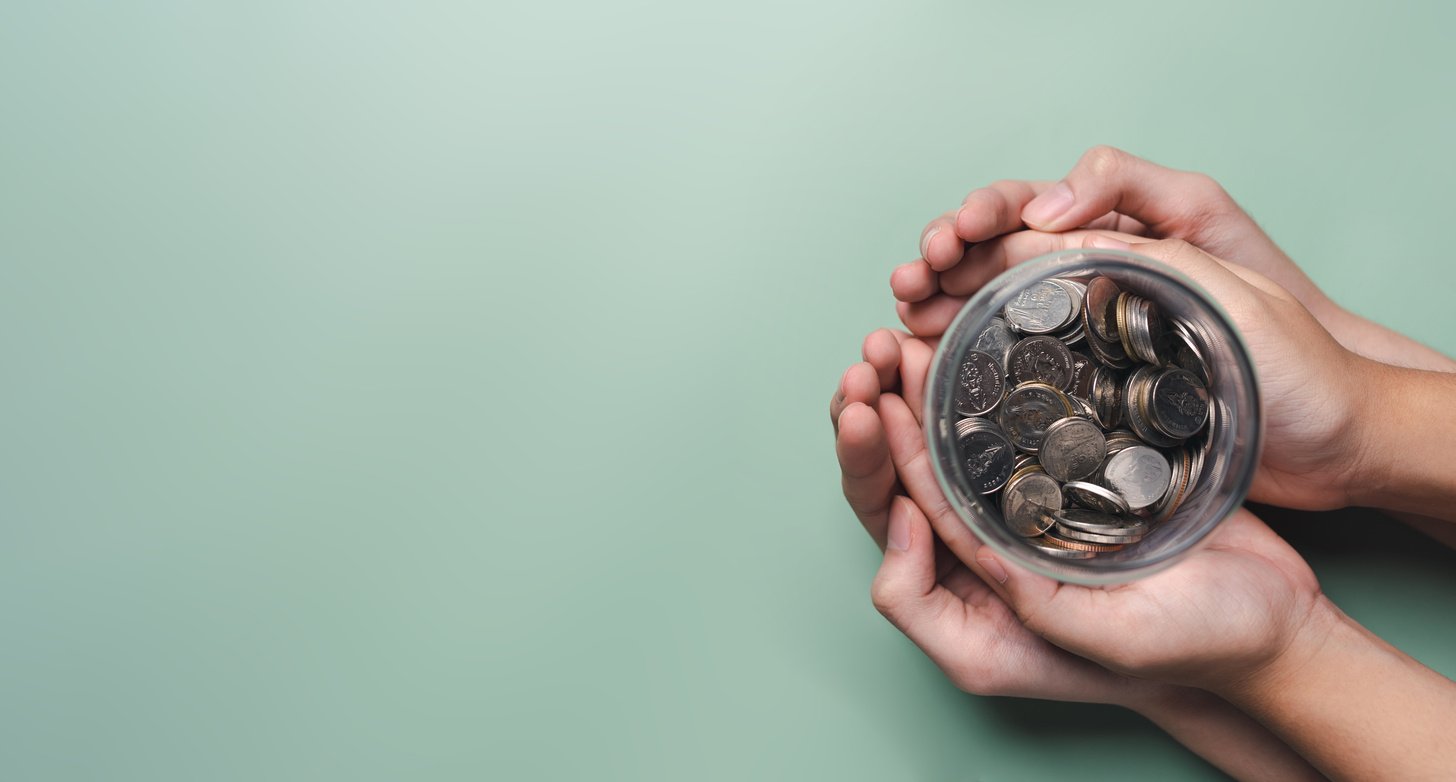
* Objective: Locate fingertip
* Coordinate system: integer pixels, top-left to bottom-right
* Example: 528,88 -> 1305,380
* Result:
862,328 -> 901,367
891,260 -> 939,302
836,401 -> 886,471
974,549 -> 1009,584
862,330 -> 902,391
954,195 -> 1002,242
1021,181 -> 1076,230
922,223 -> 963,272
842,361 -> 880,407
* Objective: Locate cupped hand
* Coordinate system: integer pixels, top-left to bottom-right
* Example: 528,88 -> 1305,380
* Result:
899,146 -> 1456,373
830,330 -> 1160,706
854,334 -> 1325,693
900,224 -> 1375,511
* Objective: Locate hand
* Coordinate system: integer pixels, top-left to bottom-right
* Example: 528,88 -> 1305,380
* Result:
916,225 -> 1376,511
853,336 -> 1324,693
899,146 -> 1456,373
831,334 -> 1327,781
831,329 -> 1145,704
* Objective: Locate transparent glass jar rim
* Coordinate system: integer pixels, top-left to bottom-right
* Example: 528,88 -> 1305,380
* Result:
923,249 -> 1263,585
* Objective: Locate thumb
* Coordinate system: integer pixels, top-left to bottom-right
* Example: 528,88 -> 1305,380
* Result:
1082,233 -> 1262,307
870,497 -> 951,635
1022,146 -> 1248,240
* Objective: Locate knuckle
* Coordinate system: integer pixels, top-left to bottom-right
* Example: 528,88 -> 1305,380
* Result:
1080,145 -> 1128,177
950,661 -> 1001,697
1184,171 -> 1228,200
869,577 -> 898,618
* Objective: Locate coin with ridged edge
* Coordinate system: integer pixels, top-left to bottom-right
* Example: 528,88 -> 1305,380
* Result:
1102,446 -> 1172,510
1150,367 -> 1209,440
1039,417 -> 1106,482
998,382 -> 1074,454
1004,280 -> 1074,335
935,273 -> 1237,564
952,350 -> 1006,417
1000,472 -> 1062,536
1008,336 -> 1074,390
971,316 -> 1018,368
1062,480 -> 1131,515
955,418 -> 1014,494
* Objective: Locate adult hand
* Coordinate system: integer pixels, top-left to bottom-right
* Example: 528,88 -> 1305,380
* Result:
898,146 -> 1456,373
830,333 -> 1326,781
831,328 -> 1139,704
859,347 -> 1324,694
916,227 -> 1375,511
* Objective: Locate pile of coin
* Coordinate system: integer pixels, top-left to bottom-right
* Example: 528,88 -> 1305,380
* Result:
949,274 -> 1213,559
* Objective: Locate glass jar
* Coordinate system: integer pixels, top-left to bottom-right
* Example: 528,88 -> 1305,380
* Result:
925,249 -> 1262,585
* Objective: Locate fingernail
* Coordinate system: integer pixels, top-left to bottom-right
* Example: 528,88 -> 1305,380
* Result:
887,498 -> 911,551
1086,234 -> 1132,251
1023,181 -> 1074,227
976,550 -> 1009,584
920,226 -> 940,259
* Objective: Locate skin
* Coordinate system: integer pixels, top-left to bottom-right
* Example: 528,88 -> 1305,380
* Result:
833,335 -> 1323,781
898,146 -> 1456,375
835,148 -> 1456,779
837,317 -> 1456,779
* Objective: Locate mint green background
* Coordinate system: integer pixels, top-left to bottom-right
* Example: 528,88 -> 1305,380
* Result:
3,2 -> 1455,780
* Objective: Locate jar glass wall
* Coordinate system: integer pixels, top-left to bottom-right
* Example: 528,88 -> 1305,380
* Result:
925,249 -> 1262,585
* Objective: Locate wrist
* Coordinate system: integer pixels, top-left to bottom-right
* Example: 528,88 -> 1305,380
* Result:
1124,683 -> 1223,722
1341,359 -> 1456,517
1340,355 -> 1395,509
1211,594 -> 1345,708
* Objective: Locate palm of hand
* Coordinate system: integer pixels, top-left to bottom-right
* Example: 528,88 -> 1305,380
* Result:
1200,271 -> 1364,510
1032,509 -> 1321,689
874,335 -> 1322,690
915,550 -> 1136,702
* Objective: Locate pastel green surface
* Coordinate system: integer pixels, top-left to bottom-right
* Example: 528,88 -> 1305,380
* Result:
3,2 -> 1454,779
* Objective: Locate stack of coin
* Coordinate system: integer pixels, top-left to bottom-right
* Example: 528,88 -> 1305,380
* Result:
948,274 -> 1214,557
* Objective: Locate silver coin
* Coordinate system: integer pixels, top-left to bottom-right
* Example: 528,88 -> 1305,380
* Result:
1062,481 -> 1131,515
1000,472 -> 1062,537
1039,417 -> 1107,482
1150,447 -> 1192,523
1150,367 -> 1209,440
956,423 -> 1014,494
1054,522 -> 1146,545
1049,278 -> 1086,331
1007,336 -> 1074,390
1123,366 -> 1181,448
1082,276 -> 1122,343
1023,536 -> 1097,560
1053,508 -> 1147,535
1170,320 -> 1211,385
971,316 -> 1018,367
997,383 -> 1073,454
1139,298 -> 1172,366
1003,280 -> 1074,335
1089,366 -> 1123,430
1102,446 -> 1172,510
952,350 -> 1007,417
1067,352 -> 1096,399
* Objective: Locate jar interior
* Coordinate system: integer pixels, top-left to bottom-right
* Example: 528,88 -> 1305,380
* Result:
927,251 -> 1261,584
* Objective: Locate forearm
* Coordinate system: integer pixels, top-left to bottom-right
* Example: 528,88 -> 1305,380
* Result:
1347,360 -> 1456,521
1130,687 -> 1324,781
1215,598 -> 1456,781
1325,307 -> 1456,373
